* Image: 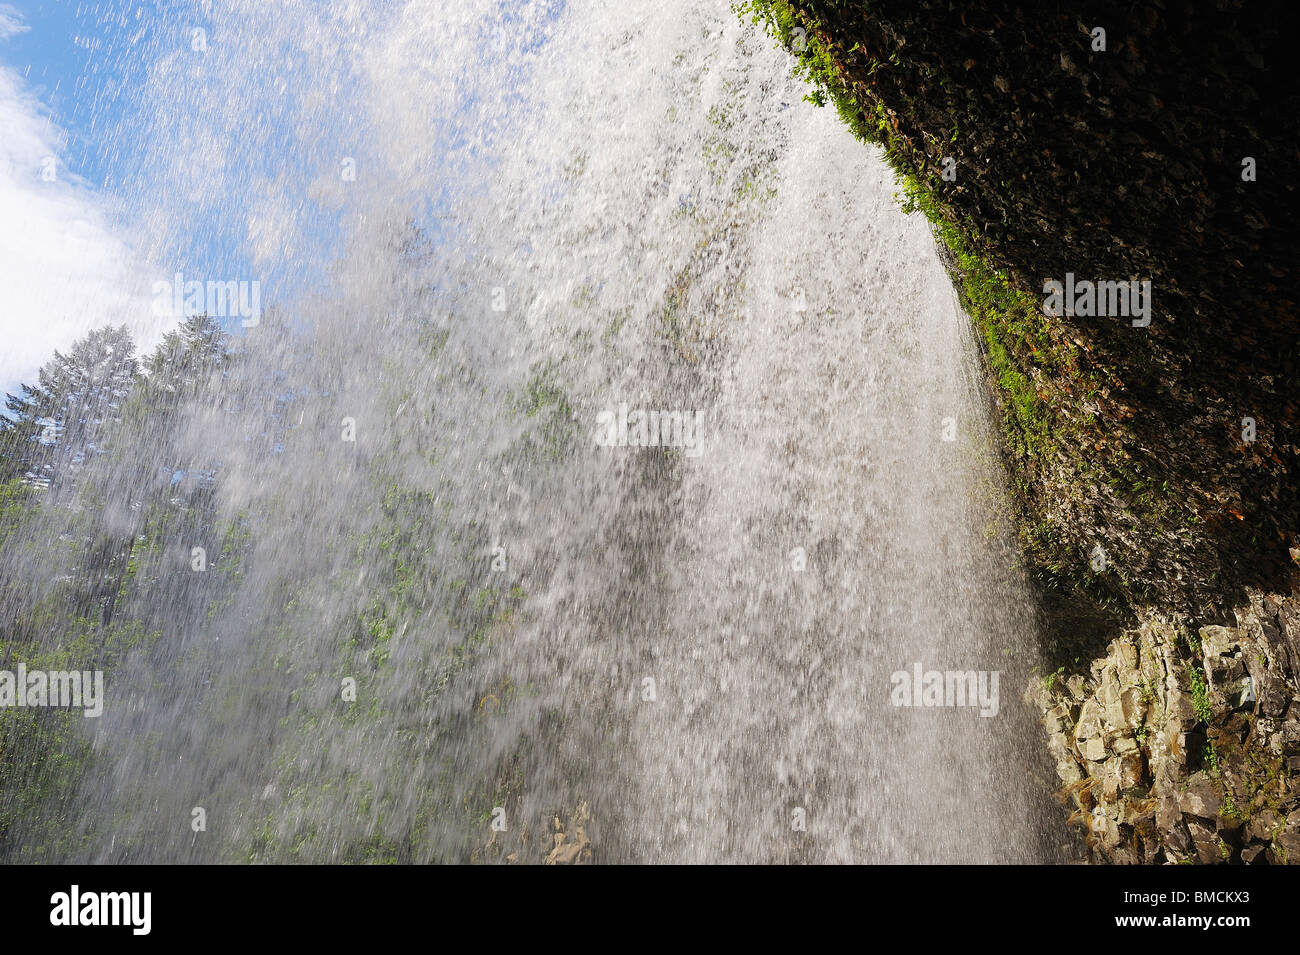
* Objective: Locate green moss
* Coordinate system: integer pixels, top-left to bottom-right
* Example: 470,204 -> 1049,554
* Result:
1189,665 -> 1213,725
1202,740 -> 1221,777
514,364 -> 579,461
739,0 -> 1196,648
1221,790 -> 1243,821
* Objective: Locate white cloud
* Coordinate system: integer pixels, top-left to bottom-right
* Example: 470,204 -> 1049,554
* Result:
0,5 -> 28,41
0,27 -> 166,397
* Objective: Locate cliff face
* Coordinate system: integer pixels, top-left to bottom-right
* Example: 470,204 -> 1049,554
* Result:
742,0 -> 1300,860
1037,600 -> 1300,864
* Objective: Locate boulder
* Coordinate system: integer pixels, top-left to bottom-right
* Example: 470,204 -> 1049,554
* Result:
1255,671 -> 1291,718
544,802 -> 593,865
1180,772 -> 1223,819
1186,816 -> 1223,864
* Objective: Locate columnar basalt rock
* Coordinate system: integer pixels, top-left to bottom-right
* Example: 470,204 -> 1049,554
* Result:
1037,594 -> 1300,863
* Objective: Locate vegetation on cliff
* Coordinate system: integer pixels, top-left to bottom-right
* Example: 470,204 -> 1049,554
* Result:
739,0 -> 1300,653
738,0 -> 1300,863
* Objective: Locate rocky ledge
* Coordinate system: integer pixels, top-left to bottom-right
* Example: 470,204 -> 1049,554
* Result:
1037,593 -> 1300,863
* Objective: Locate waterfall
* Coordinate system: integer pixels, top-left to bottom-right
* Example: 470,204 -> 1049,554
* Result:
0,0 -> 1067,863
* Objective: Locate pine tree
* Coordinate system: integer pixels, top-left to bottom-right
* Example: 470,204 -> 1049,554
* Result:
139,314 -> 231,405
0,325 -> 138,490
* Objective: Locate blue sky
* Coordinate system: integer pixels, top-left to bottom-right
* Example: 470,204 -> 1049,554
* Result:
0,0 -> 346,398
0,0 -> 567,400
0,1 -> 210,397
2,2 -> 163,187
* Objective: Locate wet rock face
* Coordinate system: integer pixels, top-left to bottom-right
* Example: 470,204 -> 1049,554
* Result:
772,0 -> 1300,863
786,0 -> 1300,617
544,802 -> 593,865
1039,594 -> 1300,863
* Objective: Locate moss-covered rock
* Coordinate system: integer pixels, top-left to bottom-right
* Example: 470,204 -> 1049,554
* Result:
740,0 -> 1300,861
742,0 -> 1300,626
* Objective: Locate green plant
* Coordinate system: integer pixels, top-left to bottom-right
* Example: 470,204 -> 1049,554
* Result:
1188,665 -> 1213,724
1140,679 -> 1157,704
1221,791 -> 1243,821
1203,740 -> 1221,778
